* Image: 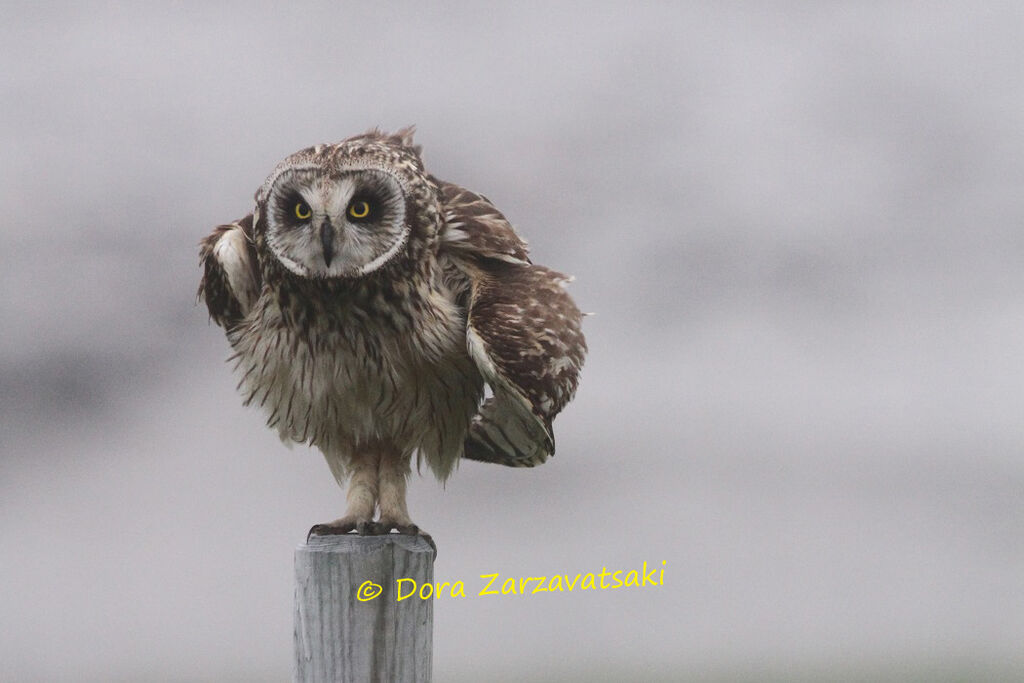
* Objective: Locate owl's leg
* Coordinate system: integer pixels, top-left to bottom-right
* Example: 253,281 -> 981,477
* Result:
375,447 -> 418,535
308,449 -> 379,537
375,451 -> 435,552
375,448 -> 438,553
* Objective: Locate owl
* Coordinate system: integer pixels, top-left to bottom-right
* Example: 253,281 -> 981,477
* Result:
198,128 -> 586,541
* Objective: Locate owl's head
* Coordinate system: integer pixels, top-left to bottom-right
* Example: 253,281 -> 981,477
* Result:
254,128 -> 438,280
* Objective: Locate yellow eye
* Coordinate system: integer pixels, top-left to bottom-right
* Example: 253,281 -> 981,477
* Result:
294,202 -> 312,220
348,200 -> 371,220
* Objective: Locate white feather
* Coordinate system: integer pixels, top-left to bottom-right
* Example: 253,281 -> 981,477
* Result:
213,226 -> 257,313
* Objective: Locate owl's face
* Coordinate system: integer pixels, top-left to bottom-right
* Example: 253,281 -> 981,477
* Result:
262,165 -> 409,279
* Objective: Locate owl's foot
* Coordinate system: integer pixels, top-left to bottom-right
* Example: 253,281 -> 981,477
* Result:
307,516 -> 376,540
372,518 -> 419,535
372,519 -> 437,555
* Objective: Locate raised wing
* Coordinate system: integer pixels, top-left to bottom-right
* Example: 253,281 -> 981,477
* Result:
439,182 -> 587,467
436,180 -> 531,265
197,214 -> 260,329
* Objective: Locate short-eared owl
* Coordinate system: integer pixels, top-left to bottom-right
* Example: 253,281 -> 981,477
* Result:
199,128 -> 586,539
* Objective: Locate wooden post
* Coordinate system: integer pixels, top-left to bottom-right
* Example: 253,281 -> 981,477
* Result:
294,534 -> 436,683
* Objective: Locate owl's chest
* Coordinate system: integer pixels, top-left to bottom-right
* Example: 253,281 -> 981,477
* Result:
231,286 -> 480,449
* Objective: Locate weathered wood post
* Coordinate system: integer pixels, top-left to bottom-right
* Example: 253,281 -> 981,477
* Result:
294,534 -> 437,683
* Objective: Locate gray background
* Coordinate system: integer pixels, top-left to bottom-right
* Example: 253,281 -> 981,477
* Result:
2,2 -> 1022,681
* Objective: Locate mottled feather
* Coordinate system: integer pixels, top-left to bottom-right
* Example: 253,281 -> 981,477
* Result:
436,181 -> 531,265
438,184 -> 587,466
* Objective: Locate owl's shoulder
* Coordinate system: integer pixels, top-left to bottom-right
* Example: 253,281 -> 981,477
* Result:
434,179 -> 531,266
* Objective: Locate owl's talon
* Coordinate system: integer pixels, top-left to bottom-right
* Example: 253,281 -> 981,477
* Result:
307,517 -> 371,540
375,519 -> 418,535
373,520 -> 436,554
419,531 -> 437,556
307,523 -> 350,540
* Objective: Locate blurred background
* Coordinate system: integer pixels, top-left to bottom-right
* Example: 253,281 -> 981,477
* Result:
2,2 -> 1022,681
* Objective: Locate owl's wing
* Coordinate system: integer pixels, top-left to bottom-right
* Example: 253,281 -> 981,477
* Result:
438,182 -> 587,467
198,214 -> 261,329
436,180 -> 531,265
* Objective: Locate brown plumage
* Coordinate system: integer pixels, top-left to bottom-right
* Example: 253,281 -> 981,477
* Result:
198,128 -> 586,538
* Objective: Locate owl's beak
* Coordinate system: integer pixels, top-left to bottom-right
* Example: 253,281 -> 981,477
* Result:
320,220 -> 334,267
